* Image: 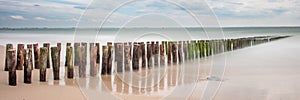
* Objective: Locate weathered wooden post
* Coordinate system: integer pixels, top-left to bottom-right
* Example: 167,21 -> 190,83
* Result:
124,44 -> 131,71
16,44 -> 24,70
74,43 -> 80,66
183,41 -> 188,60
140,42 -> 146,68
194,41 -> 199,58
24,44 -> 33,83
132,43 -> 140,70
65,43 -> 71,67
107,43 -> 113,74
24,49 -> 32,84
81,42 -> 87,66
188,41 -> 193,60
66,46 -> 73,78
160,42 -> 165,65
8,49 -> 16,86
90,44 -> 98,76
147,42 -> 153,68
43,43 -> 50,68
5,44 -> 13,71
26,44 -> 33,69
39,47 -> 48,82
101,46 -> 108,74
168,42 -> 173,64
172,42 -> 177,64
57,43 -> 62,68
51,47 -> 59,80
178,41 -> 183,63
206,40 -> 212,56
96,43 -> 100,64
115,43 -> 124,72
154,42 -> 159,66
79,46 -> 86,78
33,43 -> 40,69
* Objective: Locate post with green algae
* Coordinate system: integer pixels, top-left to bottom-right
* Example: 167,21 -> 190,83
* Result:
5,44 -> 13,71
51,47 -> 60,80
16,44 -> 24,70
74,43 -> 80,66
188,41 -> 194,60
33,43 -> 40,69
43,43 -> 51,68
206,41 -> 212,56
199,40 -> 204,58
39,47 -> 48,82
194,41 -> 199,58
8,49 -> 16,86
66,46 -> 74,78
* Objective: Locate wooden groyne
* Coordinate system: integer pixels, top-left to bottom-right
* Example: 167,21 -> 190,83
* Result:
4,35 -> 289,86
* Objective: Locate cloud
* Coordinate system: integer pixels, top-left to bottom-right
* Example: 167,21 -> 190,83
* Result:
35,17 -> 46,21
10,15 -> 26,20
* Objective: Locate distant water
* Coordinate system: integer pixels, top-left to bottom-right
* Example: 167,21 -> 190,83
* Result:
0,27 -> 299,45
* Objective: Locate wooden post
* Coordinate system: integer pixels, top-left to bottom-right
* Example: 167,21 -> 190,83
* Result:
160,42 -> 165,65
24,44 -> 33,83
183,41 -> 188,60
66,46 -> 74,78
81,42 -> 87,66
5,44 -> 13,71
101,46 -> 108,75
79,46 -> 86,78
57,43 -> 61,68
8,49 -> 16,86
90,45 -> 98,76
140,42 -> 146,68
194,41 -> 199,58
178,41 -> 183,63
65,43 -> 71,67
124,44 -> 131,71
39,47 -> 48,82
33,43 -> 40,69
96,43 -> 100,64
74,43 -> 80,66
107,43 -> 113,74
168,42 -> 172,64
154,42 -> 159,66
24,49 -> 32,83
43,43 -> 50,68
132,43 -> 140,70
172,43 -> 177,64
26,44 -> 33,70
16,44 -> 24,70
51,47 -> 59,80
115,43 -> 124,72
147,42 -> 153,68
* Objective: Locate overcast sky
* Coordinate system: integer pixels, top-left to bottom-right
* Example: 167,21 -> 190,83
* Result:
0,0 -> 299,28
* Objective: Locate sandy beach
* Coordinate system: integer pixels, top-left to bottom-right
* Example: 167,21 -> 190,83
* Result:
0,35 -> 299,100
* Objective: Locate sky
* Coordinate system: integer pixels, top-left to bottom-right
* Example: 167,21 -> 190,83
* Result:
0,0 -> 299,28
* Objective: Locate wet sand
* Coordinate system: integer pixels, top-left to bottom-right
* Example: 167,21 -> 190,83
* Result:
0,35 -> 299,100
